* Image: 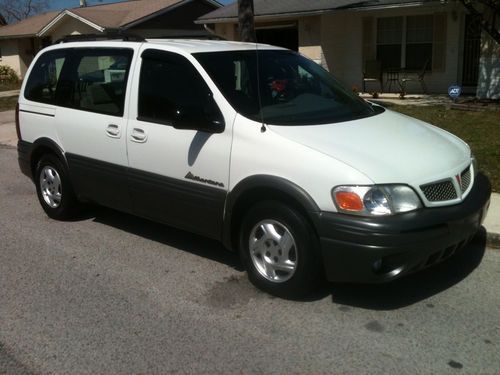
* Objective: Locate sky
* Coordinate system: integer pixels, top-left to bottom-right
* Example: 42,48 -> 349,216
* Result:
50,0 -> 233,11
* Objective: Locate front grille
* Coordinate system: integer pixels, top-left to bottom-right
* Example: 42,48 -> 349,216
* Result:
420,180 -> 458,202
460,166 -> 471,193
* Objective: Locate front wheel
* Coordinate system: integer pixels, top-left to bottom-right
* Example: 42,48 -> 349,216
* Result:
239,201 -> 322,299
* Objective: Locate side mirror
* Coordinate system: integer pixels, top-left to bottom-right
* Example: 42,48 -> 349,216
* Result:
172,95 -> 225,134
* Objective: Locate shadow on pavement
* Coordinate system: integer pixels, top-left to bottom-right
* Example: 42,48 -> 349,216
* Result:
89,205 -> 244,271
84,205 -> 486,309
321,228 -> 487,310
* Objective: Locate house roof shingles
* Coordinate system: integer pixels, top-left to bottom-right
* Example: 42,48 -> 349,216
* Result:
0,11 -> 59,38
197,0 -> 439,23
0,0 -> 217,38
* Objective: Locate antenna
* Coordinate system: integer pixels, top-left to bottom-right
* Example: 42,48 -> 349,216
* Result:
255,42 -> 266,133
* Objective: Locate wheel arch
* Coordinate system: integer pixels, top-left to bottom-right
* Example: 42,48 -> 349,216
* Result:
30,138 -> 68,179
222,175 -> 321,250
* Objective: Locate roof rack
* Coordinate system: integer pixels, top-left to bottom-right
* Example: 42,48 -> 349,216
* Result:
55,32 -> 146,44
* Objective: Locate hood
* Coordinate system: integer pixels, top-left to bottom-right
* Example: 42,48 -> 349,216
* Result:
268,109 -> 470,185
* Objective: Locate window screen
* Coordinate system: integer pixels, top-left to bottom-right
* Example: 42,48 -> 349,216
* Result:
25,50 -> 67,104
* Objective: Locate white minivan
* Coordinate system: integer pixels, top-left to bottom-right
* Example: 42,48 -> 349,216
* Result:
17,39 -> 491,298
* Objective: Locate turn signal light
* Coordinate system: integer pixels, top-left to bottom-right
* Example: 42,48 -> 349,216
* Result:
335,191 -> 363,211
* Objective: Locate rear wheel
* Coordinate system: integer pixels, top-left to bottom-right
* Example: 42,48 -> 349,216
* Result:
35,154 -> 79,220
239,201 -> 322,298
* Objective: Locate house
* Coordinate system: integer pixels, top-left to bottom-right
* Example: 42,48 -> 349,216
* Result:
0,0 -> 221,79
197,0 -> 499,98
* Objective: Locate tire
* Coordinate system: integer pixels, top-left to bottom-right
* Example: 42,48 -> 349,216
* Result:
239,201 -> 323,299
35,154 -> 79,220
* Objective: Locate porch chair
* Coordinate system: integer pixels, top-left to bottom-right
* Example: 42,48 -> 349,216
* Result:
362,60 -> 383,93
401,59 -> 430,94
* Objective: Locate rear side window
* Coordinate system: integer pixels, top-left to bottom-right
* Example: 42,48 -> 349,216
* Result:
25,48 -> 133,117
58,48 -> 133,116
25,50 -> 67,104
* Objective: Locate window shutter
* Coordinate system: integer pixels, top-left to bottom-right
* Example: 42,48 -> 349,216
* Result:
432,13 -> 447,72
362,17 -> 376,65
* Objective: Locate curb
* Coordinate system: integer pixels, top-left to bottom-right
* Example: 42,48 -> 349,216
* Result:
486,231 -> 500,249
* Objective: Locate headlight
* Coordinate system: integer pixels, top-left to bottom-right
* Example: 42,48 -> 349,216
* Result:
332,185 -> 422,216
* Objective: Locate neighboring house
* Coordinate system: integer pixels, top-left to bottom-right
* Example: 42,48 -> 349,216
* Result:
197,0 -> 499,98
0,0 -> 221,79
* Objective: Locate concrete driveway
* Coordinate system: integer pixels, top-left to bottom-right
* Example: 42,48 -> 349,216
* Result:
0,146 -> 499,374
0,110 -> 16,147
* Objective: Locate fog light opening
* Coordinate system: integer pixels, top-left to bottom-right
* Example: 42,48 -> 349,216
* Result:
372,258 -> 404,277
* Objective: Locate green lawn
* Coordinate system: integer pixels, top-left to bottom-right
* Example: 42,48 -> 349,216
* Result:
0,96 -> 17,111
392,105 -> 500,192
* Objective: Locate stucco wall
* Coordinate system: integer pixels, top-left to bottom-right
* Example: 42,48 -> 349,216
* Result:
49,15 -> 99,43
298,16 -> 323,65
0,39 -> 23,78
214,23 -> 238,41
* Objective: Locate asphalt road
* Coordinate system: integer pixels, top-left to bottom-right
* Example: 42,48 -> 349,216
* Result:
0,145 -> 499,374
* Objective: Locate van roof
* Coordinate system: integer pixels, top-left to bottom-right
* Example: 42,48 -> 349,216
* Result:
49,39 -> 286,54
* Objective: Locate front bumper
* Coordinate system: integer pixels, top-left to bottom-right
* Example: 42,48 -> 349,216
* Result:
316,173 -> 491,283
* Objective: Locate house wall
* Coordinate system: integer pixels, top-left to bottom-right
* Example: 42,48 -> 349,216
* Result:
298,16 -> 322,65
214,23 -> 238,40
320,12 -> 363,91
319,3 -> 467,94
0,39 -> 23,78
49,16 -> 99,43
18,38 -> 35,78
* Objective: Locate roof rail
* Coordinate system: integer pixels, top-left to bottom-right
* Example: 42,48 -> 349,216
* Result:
55,32 -> 146,44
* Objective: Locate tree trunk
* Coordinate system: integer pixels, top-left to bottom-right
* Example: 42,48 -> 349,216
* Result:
238,0 -> 256,42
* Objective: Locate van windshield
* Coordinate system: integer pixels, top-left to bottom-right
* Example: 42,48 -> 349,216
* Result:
194,50 -> 381,125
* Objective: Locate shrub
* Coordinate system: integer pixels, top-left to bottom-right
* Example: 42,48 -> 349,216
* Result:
0,65 -> 19,83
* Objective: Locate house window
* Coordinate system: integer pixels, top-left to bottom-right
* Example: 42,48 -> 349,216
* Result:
377,15 -> 433,71
406,15 -> 433,70
376,17 -> 403,70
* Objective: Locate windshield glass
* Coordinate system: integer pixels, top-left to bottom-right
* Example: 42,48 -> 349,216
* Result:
194,50 -> 381,125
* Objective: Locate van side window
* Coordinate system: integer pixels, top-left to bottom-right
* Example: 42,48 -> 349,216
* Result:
138,49 -> 213,125
58,48 -> 133,116
25,50 -> 67,104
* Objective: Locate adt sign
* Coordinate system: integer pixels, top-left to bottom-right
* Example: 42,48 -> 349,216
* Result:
448,85 -> 462,100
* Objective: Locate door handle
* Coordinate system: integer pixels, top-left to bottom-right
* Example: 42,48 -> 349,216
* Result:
131,128 -> 147,143
105,124 -> 121,138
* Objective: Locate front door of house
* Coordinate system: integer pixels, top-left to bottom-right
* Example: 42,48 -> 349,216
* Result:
462,14 -> 481,87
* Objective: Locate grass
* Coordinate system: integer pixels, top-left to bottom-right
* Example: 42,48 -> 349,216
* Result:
391,105 -> 500,192
0,96 -> 18,111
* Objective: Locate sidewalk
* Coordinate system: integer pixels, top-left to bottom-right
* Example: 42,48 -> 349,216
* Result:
0,110 -> 498,247
0,89 -> 20,98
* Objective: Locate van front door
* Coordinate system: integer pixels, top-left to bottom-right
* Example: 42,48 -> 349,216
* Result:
126,48 -> 234,240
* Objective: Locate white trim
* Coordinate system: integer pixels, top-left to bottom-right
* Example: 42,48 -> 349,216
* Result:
37,10 -> 105,37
